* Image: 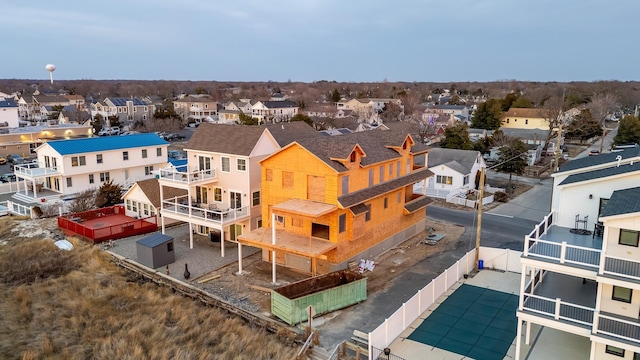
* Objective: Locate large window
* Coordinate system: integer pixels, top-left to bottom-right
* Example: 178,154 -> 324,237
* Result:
619,229 -> 639,247
156,148 -> 162,157
96,154 -> 103,164
368,169 -> 374,186
342,176 -> 349,195
100,172 -> 110,182
437,175 -> 453,185
142,149 -> 147,158
71,156 -> 85,167
144,166 -> 153,176
612,286 -> 632,303
379,166 -> 384,182
89,174 -> 94,184
221,157 -> 230,172
252,191 -> 260,206
214,188 -> 222,202
463,175 -> 469,185
66,178 -> 72,187
282,171 -> 294,189
606,345 -> 625,357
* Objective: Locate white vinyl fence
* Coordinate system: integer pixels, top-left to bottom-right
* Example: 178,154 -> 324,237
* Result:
368,247 -> 522,359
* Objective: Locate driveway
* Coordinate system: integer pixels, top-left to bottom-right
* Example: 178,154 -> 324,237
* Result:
487,177 -> 552,222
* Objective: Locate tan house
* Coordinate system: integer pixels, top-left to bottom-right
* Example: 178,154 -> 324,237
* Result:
501,108 -> 555,130
173,96 -> 218,121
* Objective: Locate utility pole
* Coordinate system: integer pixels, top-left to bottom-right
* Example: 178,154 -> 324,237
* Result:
474,166 -> 486,272
554,122 -> 563,172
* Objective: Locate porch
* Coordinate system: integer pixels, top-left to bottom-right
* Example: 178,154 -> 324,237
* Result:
157,165 -> 217,186
160,195 -> 249,225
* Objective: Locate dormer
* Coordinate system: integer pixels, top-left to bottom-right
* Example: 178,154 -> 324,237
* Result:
331,144 -> 366,169
386,134 -> 415,155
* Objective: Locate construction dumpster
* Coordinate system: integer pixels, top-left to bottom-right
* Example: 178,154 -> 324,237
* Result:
271,270 -> 367,325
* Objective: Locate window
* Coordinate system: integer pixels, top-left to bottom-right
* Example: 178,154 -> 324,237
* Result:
144,166 -> 153,176
142,149 -> 147,158
389,163 -> 393,176
97,154 -> 103,164
156,148 -> 162,157
339,214 -> 346,233
619,229 -> 639,247
397,191 -> 401,203
123,151 -> 129,161
237,159 -> 246,171
221,157 -> 230,172
599,198 -> 609,217
369,169 -> 374,186
282,171 -> 294,189
634,352 -> 640,360
506,118 -> 510,124
384,197 -> 388,209
100,172 -> 110,182
365,204 -> 371,221
463,175 -> 469,185
380,166 -> 384,182
612,286 -> 632,303
214,188 -> 222,202
79,156 -> 86,166
132,201 -> 137,212
66,178 -> 72,187
167,242 -> 173,252
397,161 -> 401,176
350,151 -> 356,162
605,345 -> 625,357
252,191 -> 260,206
143,204 -> 149,216
71,156 -> 85,167
437,175 -> 453,185
266,169 -> 273,181
342,176 -> 349,195
407,158 -> 411,173
126,199 -> 131,211
89,174 -> 94,184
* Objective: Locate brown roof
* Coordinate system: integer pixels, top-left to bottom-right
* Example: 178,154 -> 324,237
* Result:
135,178 -> 187,208
338,167 -> 434,207
404,195 -> 433,213
503,108 -> 549,119
184,123 -> 266,156
264,122 -> 321,147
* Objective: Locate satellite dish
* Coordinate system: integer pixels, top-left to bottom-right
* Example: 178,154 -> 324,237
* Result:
45,64 -> 56,84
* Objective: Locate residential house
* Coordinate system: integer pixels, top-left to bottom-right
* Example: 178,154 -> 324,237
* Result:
237,129 -> 433,276
501,128 -> 564,156
251,100 -> 299,123
157,122 -> 319,249
424,105 -> 470,123
336,98 -> 404,122
217,108 -> 241,124
58,105 -> 91,124
0,97 -> 19,129
515,148 -> 640,359
19,94 -> 71,121
502,107 -> 555,130
95,97 -> 154,124
424,148 -> 485,198
12,133 -> 169,205
173,96 -> 218,121
122,178 -> 186,225
225,100 -> 254,115
0,124 -> 93,158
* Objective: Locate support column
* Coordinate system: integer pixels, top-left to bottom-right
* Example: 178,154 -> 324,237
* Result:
272,212 -> 277,284
236,243 -> 243,275
220,228 -> 225,257
515,318 -> 523,360
189,223 -> 193,249
160,185 -> 166,233
32,181 -> 37,199
589,340 -> 596,360
519,264 -> 526,310
525,321 -> 531,345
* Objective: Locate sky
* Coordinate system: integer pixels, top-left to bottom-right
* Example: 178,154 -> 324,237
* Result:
1,0 -> 638,83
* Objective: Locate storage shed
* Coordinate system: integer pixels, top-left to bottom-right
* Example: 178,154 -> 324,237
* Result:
136,233 -> 175,269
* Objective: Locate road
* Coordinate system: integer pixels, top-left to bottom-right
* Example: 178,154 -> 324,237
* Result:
427,205 -> 538,251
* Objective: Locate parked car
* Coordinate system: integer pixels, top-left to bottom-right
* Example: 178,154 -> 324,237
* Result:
589,150 -> 600,156
168,150 -> 186,160
98,128 -> 110,136
164,133 -> 185,141
0,173 -> 16,183
109,127 -> 121,136
0,156 -> 6,165
7,154 -> 24,165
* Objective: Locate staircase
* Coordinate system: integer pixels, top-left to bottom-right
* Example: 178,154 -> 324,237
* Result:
307,346 -> 330,360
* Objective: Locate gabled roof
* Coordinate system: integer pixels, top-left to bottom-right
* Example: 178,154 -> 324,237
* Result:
557,148 -> 640,173
174,96 -> 216,103
128,178 -> 187,208
500,128 -> 555,142
186,124 -> 265,155
262,100 -> 298,109
503,108 -> 548,118
106,97 -> 146,106
33,95 -> 70,104
264,122 -> 321,147
600,186 -> 640,218
45,133 -> 168,155
427,148 -> 481,174
558,162 -> 640,186
0,98 -> 17,108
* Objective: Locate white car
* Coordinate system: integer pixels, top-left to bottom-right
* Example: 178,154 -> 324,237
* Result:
109,128 -> 121,135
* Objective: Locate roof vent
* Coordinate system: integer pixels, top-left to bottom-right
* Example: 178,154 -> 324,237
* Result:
616,155 -> 622,167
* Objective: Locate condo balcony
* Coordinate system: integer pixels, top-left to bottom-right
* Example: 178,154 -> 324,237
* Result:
160,195 -> 248,225
157,165 -> 217,186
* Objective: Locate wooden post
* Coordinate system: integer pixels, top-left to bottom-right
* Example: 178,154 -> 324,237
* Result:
474,166 -> 485,272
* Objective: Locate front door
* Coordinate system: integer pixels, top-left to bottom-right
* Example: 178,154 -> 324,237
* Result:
229,224 -> 242,241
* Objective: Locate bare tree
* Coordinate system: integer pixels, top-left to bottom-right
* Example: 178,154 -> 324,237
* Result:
586,93 -> 619,152
67,189 -> 97,214
536,95 -> 565,153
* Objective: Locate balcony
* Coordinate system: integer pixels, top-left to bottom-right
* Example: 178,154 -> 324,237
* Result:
595,312 -> 640,343
157,166 -> 217,186
14,163 -> 60,180
523,211 -> 602,271
161,195 -> 248,225
602,255 -> 640,283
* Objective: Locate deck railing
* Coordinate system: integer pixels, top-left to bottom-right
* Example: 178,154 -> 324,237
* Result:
158,166 -> 217,184
522,293 -> 594,327
596,313 -> 640,343
602,255 -> 640,282
161,196 -> 248,224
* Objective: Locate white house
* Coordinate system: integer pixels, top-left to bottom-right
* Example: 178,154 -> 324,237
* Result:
424,148 -> 485,198
0,97 -> 20,129
122,178 -> 185,225
12,133 -> 169,205
515,147 -> 640,359
251,100 -> 299,124
157,122 -> 319,249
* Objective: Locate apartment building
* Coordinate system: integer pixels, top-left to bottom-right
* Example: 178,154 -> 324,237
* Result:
516,148 -> 640,359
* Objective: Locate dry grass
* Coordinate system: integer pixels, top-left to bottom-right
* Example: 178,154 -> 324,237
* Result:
0,220 -> 297,360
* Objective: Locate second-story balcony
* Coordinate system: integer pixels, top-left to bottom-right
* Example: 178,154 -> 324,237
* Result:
14,163 -> 60,180
157,165 -> 217,186
523,211 -> 603,273
161,195 -> 248,226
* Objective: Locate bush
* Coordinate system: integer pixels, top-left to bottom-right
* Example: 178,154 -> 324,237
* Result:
494,191 -> 509,202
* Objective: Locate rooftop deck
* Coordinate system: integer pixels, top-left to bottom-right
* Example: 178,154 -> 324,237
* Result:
157,166 -> 217,186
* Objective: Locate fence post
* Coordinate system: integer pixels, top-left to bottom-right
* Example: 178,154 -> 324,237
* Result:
560,242 -> 567,264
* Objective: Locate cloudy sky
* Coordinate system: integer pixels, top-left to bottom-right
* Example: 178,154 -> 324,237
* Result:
0,0 -> 637,82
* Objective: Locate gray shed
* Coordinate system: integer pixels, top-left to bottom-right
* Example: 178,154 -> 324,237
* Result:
136,233 -> 175,269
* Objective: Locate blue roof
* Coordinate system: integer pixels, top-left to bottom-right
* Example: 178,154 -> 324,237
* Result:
0,99 -> 17,108
601,186 -> 640,218
47,133 -> 168,155
169,159 -> 188,171
136,232 -> 173,247
108,97 -> 147,106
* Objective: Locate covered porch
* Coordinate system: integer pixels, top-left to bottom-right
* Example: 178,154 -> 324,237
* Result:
13,163 -> 62,201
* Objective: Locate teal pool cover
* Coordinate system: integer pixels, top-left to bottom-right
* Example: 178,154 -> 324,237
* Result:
407,284 -> 518,360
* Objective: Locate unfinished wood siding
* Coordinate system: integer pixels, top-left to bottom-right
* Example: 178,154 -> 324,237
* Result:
307,175 -> 325,202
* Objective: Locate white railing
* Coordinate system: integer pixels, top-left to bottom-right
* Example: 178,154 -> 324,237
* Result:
524,238 -> 601,269
14,163 -> 59,177
0,181 -> 20,194
446,194 -> 494,208
424,188 -> 452,199
596,313 -> 640,343
522,293 -> 594,327
7,200 -> 32,218
158,166 -> 217,184
161,195 -> 248,224
526,211 -> 555,241
602,255 -> 640,281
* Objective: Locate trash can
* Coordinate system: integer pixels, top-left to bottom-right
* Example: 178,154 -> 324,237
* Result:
478,260 -> 484,270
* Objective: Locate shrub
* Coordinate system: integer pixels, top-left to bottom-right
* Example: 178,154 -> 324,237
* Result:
494,191 -> 509,202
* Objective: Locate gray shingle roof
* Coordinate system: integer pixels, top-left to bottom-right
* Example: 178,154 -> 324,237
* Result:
600,186 -> 640,218
558,148 -> 640,173
559,162 -> 640,186
264,122 -> 321,147
404,195 -> 433,213
133,178 -> 187,208
338,167 -> 433,207
427,148 -> 480,174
